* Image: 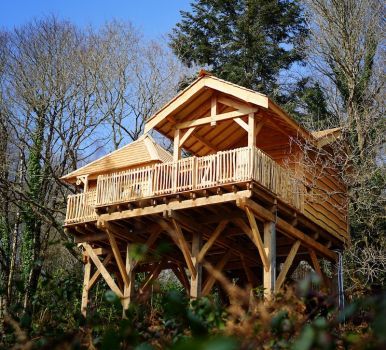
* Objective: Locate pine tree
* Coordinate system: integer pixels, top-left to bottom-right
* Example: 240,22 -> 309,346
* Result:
170,0 -> 308,100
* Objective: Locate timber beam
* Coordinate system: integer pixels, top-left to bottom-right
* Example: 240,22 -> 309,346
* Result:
167,210 -> 260,267
236,198 -> 337,261
98,191 -> 252,223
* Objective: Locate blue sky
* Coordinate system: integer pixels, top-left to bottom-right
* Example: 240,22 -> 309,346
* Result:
0,0 -> 191,38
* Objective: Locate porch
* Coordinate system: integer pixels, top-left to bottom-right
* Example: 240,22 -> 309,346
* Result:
65,146 -> 304,225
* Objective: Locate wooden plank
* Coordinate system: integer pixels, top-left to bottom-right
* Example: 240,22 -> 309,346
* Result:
197,220 -> 228,262
81,255 -> 91,317
89,253 -> 113,289
275,240 -> 301,291
99,190 -> 252,222
82,243 -> 123,298
202,249 -> 232,296
175,110 -> 256,130
244,208 -> 270,271
179,127 -> 196,147
105,227 -> 131,287
234,117 -> 249,132
236,198 -> 337,261
190,232 -> 203,298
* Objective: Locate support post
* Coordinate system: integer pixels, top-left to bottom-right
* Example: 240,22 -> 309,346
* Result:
123,244 -> 135,316
190,232 -> 203,299
81,254 -> 91,317
173,128 -> 181,162
263,221 -> 276,298
248,112 -> 256,148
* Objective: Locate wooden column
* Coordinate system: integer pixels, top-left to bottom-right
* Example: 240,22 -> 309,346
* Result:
81,254 -> 92,317
190,232 -> 203,299
263,221 -> 276,298
248,112 -> 256,148
123,244 -> 135,315
173,128 -> 181,162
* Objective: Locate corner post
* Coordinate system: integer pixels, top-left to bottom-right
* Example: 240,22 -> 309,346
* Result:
173,128 -> 181,162
248,112 -> 256,148
263,221 -> 276,297
190,232 -> 203,299
123,244 -> 135,317
81,253 -> 91,317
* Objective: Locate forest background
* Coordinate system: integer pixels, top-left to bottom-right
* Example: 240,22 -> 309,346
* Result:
0,0 -> 384,349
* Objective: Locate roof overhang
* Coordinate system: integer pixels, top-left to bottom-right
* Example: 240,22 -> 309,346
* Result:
144,75 -> 315,156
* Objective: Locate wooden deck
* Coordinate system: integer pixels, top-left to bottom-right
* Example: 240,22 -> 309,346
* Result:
65,146 -> 304,225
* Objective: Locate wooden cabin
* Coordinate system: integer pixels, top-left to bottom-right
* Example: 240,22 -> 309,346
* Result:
62,73 -> 348,315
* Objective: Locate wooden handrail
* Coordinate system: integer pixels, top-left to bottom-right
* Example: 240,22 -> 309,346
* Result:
65,147 -> 304,225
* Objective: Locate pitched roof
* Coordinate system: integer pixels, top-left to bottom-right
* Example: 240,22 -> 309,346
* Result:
312,127 -> 342,148
61,134 -> 172,183
144,74 -> 314,143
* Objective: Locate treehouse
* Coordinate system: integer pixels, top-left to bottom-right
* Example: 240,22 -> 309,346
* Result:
62,73 -> 348,316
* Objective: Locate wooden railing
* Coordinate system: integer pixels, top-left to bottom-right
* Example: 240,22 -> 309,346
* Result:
64,147 -> 304,224
65,189 -> 97,224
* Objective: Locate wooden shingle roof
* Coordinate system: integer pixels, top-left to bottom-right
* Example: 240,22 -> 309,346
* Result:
61,135 -> 172,184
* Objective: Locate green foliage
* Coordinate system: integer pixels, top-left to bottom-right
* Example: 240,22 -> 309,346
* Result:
170,0 -> 308,97
20,114 -> 45,292
284,79 -> 339,130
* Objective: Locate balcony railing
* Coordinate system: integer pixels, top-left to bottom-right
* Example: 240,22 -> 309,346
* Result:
65,189 -> 97,225
65,147 -> 304,225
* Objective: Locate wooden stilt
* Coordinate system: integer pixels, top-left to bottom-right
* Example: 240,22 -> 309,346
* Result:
81,254 -> 91,317
263,221 -> 276,297
123,244 -> 135,316
190,232 -> 203,299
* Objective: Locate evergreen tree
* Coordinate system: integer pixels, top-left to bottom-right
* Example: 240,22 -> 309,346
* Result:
170,0 -> 308,100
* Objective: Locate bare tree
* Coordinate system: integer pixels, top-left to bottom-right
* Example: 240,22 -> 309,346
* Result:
294,0 -> 386,294
0,17 -> 189,315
